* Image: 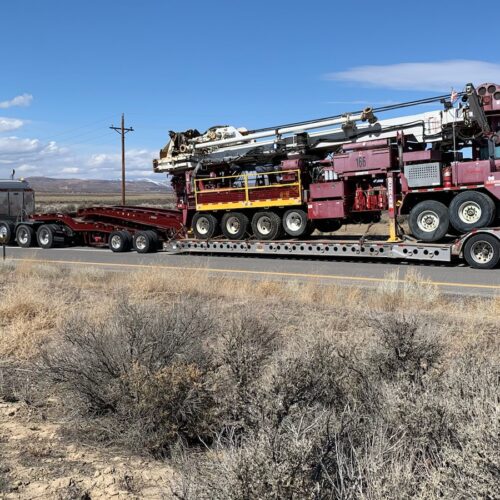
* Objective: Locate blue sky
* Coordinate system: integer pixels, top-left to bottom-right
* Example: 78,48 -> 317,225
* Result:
1,0 -> 499,179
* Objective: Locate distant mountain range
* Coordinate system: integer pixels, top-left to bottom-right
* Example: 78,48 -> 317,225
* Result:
25,176 -> 171,194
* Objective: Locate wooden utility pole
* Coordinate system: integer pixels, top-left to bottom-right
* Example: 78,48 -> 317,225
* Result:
110,114 -> 134,205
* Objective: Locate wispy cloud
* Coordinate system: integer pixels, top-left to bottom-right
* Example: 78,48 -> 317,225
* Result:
0,117 -> 24,132
326,60 -> 500,92
0,93 -> 34,109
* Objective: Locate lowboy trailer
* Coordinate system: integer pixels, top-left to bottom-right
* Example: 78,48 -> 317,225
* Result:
0,179 -> 499,269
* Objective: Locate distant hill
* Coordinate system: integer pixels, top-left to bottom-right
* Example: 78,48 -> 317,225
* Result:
25,176 -> 171,194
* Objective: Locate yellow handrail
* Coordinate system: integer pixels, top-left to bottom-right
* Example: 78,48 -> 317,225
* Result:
194,169 -> 302,209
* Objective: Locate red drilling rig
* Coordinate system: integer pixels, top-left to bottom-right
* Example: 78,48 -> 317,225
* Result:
153,83 -> 500,243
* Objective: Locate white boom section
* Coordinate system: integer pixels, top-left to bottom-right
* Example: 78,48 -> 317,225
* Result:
192,111 -> 369,149
155,106 -> 464,173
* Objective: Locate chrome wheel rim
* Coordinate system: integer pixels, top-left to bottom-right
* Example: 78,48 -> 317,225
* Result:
417,210 -> 439,232
257,216 -> 272,235
135,235 -> 147,250
285,212 -> 304,232
470,240 -> 494,264
458,201 -> 482,224
226,216 -> 240,235
0,226 -> 7,239
39,230 -> 50,246
110,235 -> 122,249
18,228 -> 29,245
196,217 -> 210,235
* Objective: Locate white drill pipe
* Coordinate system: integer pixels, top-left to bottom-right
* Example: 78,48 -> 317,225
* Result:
193,112 -> 366,150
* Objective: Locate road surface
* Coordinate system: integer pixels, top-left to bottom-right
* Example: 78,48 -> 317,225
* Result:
4,245 -> 500,297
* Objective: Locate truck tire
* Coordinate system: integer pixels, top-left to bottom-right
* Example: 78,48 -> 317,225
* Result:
221,212 -> 249,240
282,209 -> 311,238
251,211 -> 283,240
144,230 -> 159,251
36,224 -> 63,249
408,200 -> 449,242
192,213 -> 219,239
463,233 -> 500,269
449,191 -> 496,234
109,230 -> 132,252
15,224 -> 35,248
133,231 -> 156,253
314,219 -> 343,234
0,221 -> 13,244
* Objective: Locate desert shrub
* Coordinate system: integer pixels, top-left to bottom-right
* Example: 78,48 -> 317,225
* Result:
174,335 -> 383,499
174,407 -> 372,500
427,354 -> 500,498
367,312 -> 443,383
41,298 -> 218,456
270,337 -> 376,426
214,314 -> 279,432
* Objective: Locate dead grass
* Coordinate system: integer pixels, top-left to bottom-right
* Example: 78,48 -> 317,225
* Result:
0,262 -> 498,498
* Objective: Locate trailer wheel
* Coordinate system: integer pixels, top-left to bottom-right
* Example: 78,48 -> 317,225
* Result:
192,213 -> 219,239
0,221 -> 14,244
109,230 -> 132,252
15,224 -> 35,248
36,224 -> 63,249
251,211 -> 283,240
463,233 -> 500,269
144,230 -> 159,252
133,231 -> 156,253
282,209 -> 311,238
221,212 -> 249,240
313,219 -> 343,234
408,200 -> 449,242
449,191 -> 496,234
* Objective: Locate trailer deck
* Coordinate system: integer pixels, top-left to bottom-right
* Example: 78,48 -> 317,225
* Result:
165,228 -> 500,269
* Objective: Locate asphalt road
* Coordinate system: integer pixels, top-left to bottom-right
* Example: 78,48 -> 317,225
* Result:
4,245 -> 500,297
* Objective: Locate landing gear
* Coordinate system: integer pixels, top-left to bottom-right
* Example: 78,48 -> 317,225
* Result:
449,191 -> 496,234
251,211 -> 283,240
408,200 -> 449,242
221,212 -> 249,240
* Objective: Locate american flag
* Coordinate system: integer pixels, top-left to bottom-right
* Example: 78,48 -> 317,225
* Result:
450,89 -> 459,104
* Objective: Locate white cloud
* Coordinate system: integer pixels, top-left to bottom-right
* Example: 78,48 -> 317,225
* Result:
0,136 -> 42,155
327,60 -> 500,92
0,136 -> 156,180
61,167 -> 80,174
17,164 -> 38,172
0,93 -> 33,109
0,117 -> 24,132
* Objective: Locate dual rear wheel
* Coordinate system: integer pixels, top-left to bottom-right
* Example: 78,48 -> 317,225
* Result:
109,230 -> 159,253
409,192 -> 497,242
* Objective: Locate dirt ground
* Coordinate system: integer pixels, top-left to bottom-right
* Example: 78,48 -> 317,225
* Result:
0,401 -> 173,499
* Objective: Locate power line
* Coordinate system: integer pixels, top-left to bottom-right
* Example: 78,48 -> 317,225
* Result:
35,115 -> 116,143
110,114 -> 134,205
